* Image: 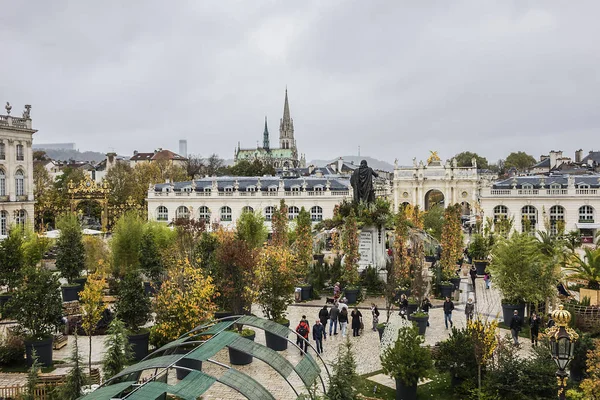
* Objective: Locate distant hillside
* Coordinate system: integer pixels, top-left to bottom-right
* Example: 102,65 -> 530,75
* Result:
35,148 -> 115,163
309,156 -> 394,172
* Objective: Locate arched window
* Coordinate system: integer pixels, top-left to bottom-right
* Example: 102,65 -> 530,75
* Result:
310,206 -> 323,222
242,206 -> 254,214
0,142 -> 5,160
549,205 -> 565,235
288,206 -> 300,220
521,205 -> 537,232
15,209 -> 26,228
0,210 -> 7,235
265,206 -> 275,221
0,169 -> 5,196
198,206 -> 211,222
16,144 -> 24,161
176,206 -> 190,219
246,186 -> 256,192
291,185 -> 300,192
579,205 -> 594,223
156,206 -> 169,221
220,206 -> 232,222
15,170 -> 24,197
493,205 -> 508,222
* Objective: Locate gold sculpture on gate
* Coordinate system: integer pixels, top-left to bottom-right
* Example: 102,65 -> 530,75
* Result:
427,151 -> 441,165
67,176 -> 110,232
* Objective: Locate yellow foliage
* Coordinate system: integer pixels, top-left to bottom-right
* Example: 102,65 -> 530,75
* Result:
580,339 -> 600,399
80,272 -> 106,336
467,316 -> 498,365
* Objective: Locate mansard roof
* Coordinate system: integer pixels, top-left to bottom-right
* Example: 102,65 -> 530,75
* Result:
154,176 -> 350,192
493,174 -> 600,189
532,158 -> 551,168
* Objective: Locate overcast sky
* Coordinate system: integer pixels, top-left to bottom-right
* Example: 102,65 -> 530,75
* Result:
1,1 -> 599,165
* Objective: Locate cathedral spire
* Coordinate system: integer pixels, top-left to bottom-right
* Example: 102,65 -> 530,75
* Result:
279,87 -> 294,150
283,87 -> 290,123
263,116 -> 270,150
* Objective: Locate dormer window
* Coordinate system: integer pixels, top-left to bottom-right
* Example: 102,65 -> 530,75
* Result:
182,186 -> 193,192
577,184 -> 590,189
314,185 -> 324,192
268,186 -> 278,192
550,183 -> 561,189
204,187 -> 211,193
291,186 -> 301,192
246,186 -> 256,192
224,186 -> 233,192
522,183 -> 533,190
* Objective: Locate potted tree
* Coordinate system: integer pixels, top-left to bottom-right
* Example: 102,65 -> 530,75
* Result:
114,271 -> 151,361
7,266 -> 62,367
434,327 -> 478,388
393,210 -> 412,301
0,226 -> 24,317
567,247 -> 600,305
440,205 -> 463,293
139,230 -> 165,296
295,207 -> 314,301
469,234 -> 490,275
341,210 -> 361,304
256,244 -> 295,351
488,232 -> 559,324
381,325 -> 433,400
55,214 -> 86,302
408,233 -> 430,335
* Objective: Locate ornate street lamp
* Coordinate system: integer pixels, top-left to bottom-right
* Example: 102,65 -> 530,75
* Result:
545,305 -> 579,400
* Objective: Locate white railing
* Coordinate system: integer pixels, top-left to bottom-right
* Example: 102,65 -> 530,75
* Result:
576,189 -> 597,195
518,189 -> 538,195
149,189 -> 351,199
546,189 -> 568,195
490,189 -> 512,195
486,188 -> 598,197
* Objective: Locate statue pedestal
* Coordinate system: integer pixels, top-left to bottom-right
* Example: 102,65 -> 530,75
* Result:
358,225 -> 387,280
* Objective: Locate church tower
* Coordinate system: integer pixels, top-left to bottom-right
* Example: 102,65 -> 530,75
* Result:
279,88 -> 295,150
262,116 -> 270,151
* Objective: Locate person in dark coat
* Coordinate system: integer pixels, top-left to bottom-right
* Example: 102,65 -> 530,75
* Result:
328,303 -> 339,336
509,310 -> 522,346
296,316 -> 310,355
350,307 -> 362,337
547,314 -> 555,328
529,312 -> 541,346
318,305 -> 329,339
371,303 -> 380,331
338,307 -> 349,337
421,297 -> 432,326
313,320 -> 325,354
465,298 -> 475,321
443,297 -> 454,329
469,265 -> 477,289
398,294 -> 409,320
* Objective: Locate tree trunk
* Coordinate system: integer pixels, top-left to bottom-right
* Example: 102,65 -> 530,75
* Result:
89,334 -> 92,376
478,364 -> 482,400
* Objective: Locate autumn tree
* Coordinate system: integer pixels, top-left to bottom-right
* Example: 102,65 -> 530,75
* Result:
393,210 -> 411,288
80,273 -> 106,374
341,210 -> 360,286
294,207 -> 313,282
255,245 -> 296,323
272,199 -> 288,247
454,151 -> 489,169
440,204 -> 463,280
33,161 -> 55,230
580,339 -> 600,399
504,151 -> 536,172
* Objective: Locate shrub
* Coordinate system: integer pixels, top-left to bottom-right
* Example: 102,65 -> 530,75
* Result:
327,338 -> 358,400
381,325 -> 432,387
0,330 -> 24,366
114,271 -> 150,333
111,212 -> 144,277
55,213 -> 86,284
434,328 -> 478,388
360,265 -> 383,294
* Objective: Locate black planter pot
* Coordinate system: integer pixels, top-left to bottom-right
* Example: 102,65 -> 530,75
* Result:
407,303 -> 418,316
74,277 -> 87,287
265,320 -> 290,351
425,255 -> 436,263
128,331 -> 150,361
377,324 -> 386,341
409,314 -> 429,335
300,285 -> 312,301
395,379 -> 417,400
501,303 -> 525,325
473,260 -> 488,276
62,285 -> 81,302
313,254 -> 325,263
25,336 -> 53,367
228,332 -> 256,365
438,284 -> 454,299
0,293 -> 13,319
345,288 -> 360,304
175,357 -> 203,380
143,281 -> 162,296
449,277 -> 461,290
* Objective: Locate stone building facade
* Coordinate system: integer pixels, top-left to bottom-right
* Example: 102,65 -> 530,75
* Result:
0,103 -> 36,235
146,176 -> 350,229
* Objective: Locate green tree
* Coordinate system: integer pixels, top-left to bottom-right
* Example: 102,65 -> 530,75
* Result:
440,204 -> 463,279
23,349 -> 41,400
454,151 -> 489,169
327,338 -> 358,400
504,151 -> 536,172
205,153 -> 225,176
272,199 -> 288,247
227,159 -> 276,176
80,273 -> 106,375
111,212 -> 145,277
0,226 -> 24,290
139,230 -> 164,281
236,211 -> 268,249
104,162 -> 136,207
381,325 -> 432,387
423,204 -> 444,240
114,271 -> 151,333
566,247 -> 600,289
55,213 -> 86,284
58,334 -> 87,399
102,318 -> 132,381
294,207 -> 313,282
341,210 -> 360,286
21,228 -> 51,268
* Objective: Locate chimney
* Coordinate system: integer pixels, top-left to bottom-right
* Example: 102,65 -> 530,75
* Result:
308,165 -> 315,174
337,157 -> 343,173
133,150 -> 138,156
575,149 -> 583,163
549,150 -> 558,169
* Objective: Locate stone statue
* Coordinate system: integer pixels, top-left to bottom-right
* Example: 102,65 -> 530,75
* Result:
23,105 -> 31,119
350,160 -> 378,204
5,102 -> 11,115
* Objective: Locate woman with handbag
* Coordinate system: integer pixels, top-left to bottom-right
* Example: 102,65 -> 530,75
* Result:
351,307 -> 363,337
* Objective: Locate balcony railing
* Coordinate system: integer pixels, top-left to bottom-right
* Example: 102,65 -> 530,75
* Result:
149,188 -> 351,199
486,188 -> 598,197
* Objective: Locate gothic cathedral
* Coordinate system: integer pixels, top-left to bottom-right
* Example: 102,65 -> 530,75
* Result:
234,89 -> 305,169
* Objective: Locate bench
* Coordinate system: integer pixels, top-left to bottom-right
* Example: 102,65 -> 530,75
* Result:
53,334 -> 68,350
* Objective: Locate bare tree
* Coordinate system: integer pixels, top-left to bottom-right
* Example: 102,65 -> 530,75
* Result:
205,153 -> 224,176
185,154 -> 206,179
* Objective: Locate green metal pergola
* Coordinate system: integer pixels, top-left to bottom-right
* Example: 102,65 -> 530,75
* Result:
80,315 -> 330,400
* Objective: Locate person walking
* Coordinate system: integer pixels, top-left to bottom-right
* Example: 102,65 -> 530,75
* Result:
465,298 -> 475,321
443,297 -> 454,329
296,316 -> 310,355
328,303 -> 339,336
421,297 -> 432,326
333,282 -> 341,300
547,313 -> 555,328
510,310 -> 522,346
339,307 -> 349,337
351,307 -> 363,337
469,265 -> 477,289
529,312 -> 541,346
371,303 -> 380,331
398,294 -> 409,320
483,272 -> 490,289
318,305 -> 329,339
313,319 -> 324,354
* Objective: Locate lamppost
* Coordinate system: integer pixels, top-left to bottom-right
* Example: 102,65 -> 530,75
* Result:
545,305 -> 579,400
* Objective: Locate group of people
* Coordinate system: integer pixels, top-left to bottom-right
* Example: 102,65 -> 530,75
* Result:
295,300 -> 381,355
509,310 -> 555,347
